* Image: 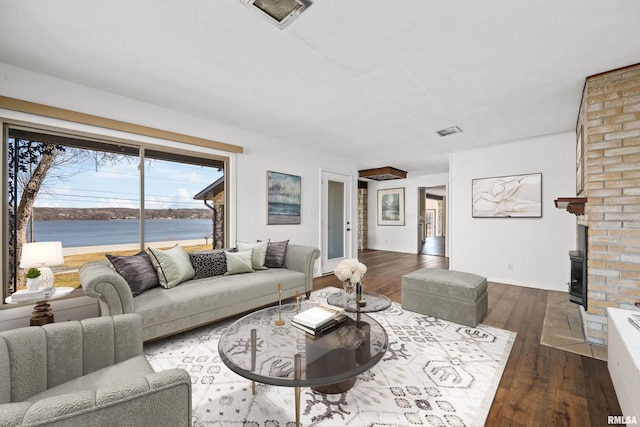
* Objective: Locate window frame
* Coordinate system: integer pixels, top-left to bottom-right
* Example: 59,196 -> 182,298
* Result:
2,117 -> 231,302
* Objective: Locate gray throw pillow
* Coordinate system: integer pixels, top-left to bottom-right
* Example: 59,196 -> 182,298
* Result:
264,239 -> 289,268
189,251 -> 227,279
106,251 -> 159,296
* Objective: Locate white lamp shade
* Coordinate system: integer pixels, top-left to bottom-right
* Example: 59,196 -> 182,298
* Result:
20,241 -> 64,268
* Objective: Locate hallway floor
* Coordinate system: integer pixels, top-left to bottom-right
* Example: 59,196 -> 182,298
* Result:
420,236 -> 445,256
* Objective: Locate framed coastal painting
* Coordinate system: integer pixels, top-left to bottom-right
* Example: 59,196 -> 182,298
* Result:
472,173 -> 542,218
267,171 -> 301,224
377,187 -> 405,226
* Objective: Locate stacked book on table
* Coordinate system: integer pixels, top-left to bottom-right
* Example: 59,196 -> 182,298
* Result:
292,304 -> 346,335
10,287 -> 56,303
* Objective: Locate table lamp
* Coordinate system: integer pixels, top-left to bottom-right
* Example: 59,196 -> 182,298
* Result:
20,241 -> 64,289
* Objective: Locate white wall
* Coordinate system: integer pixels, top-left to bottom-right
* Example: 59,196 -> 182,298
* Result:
233,136 -> 356,252
367,172 -> 449,254
449,133 -> 576,290
0,63 -> 358,330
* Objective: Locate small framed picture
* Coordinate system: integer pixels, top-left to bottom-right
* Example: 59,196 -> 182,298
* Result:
377,187 -> 405,226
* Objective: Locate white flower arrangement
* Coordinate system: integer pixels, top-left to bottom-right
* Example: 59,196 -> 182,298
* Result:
334,258 -> 367,284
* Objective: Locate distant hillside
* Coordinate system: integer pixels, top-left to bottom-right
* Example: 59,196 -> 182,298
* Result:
33,207 -> 212,221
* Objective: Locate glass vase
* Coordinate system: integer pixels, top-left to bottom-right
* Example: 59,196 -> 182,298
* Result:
343,280 -> 356,304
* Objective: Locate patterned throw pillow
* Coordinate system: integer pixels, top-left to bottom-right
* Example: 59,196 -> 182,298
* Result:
106,251 -> 159,296
188,252 -> 227,279
264,240 -> 289,268
148,244 -> 196,288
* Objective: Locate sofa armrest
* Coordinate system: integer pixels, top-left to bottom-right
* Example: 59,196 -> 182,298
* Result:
284,244 -> 320,292
0,402 -> 31,426
79,261 -> 135,316
0,314 -> 144,405
19,369 -> 192,427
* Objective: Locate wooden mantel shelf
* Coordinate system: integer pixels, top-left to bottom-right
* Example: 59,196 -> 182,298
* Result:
554,197 -> 587,216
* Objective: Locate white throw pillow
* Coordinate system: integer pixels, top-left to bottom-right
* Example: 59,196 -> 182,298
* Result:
225,249 -> 255,275
236,240 -> 269,270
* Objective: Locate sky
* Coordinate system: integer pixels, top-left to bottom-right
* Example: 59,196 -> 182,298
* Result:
33,155 -> 224,210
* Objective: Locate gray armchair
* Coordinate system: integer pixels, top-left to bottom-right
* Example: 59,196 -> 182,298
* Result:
0,314 -> 191,426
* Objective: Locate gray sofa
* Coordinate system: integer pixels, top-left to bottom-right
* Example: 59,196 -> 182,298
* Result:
0,313 -> 191,427
80,244 -> 320,341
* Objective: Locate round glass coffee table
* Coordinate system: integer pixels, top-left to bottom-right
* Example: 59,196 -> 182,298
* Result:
218,302 -> 388,427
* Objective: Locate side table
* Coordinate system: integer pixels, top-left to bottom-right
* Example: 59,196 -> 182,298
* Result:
5,287 -> 75,326
326,289 -> 392,323
326,289 -> 392,313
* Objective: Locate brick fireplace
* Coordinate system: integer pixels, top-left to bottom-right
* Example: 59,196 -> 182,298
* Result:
576,63 -> 640,345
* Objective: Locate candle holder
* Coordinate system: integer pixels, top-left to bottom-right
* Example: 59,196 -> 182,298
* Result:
356,282 -> 365,307
275,282 -> 285,326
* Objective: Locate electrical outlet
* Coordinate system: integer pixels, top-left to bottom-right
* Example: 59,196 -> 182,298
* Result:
508,264 -> 513,271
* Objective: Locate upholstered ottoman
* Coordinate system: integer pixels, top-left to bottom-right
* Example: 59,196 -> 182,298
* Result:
401,269 -> 488,327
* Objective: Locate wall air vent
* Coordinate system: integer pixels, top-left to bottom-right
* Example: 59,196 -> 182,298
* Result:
359,166 -> 407,181
436,126 -> 463,137
242,0 -> 311,29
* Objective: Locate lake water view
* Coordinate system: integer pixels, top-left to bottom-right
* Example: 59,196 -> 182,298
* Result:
28,219 -> 214,249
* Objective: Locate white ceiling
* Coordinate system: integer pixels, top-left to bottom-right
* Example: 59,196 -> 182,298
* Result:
1,0 -> 639,174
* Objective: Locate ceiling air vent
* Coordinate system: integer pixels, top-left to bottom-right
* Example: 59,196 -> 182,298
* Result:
436,126 -> 463,137
359,166 -> 407,181
242,0 -> 311,29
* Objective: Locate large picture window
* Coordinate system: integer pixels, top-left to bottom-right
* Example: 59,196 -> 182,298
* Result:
4,125 -> 227,299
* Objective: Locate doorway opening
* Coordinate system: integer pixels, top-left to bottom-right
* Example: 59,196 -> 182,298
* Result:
418,186 -> 446,256
321,170 -> 352,274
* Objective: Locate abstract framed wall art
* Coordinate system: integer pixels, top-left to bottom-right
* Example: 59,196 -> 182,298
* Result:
377,187 -> 405,225
267,171 -> 301,224
472,173 -> 542,218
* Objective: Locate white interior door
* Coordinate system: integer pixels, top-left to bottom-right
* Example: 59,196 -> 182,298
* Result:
321,171 -> 352,274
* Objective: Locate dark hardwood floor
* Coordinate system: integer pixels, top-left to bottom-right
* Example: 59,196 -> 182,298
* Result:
313,249 -> 622,427
420,236 -> 446,257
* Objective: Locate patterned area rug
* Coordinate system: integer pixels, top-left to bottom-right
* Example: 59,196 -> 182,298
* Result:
145,289 -> 516,426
